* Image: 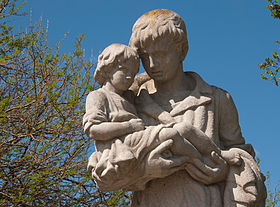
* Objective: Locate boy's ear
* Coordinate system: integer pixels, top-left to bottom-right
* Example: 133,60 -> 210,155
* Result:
179,44 -> 188,61
176,45 -> 184,61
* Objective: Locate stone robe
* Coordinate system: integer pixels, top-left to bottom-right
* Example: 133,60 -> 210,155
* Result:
85,72 -> 266,207
131,72 -> 266,207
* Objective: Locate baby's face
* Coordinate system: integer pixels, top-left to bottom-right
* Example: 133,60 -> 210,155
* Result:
109,58 -> 139,93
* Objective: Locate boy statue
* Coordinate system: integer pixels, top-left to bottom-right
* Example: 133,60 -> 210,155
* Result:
85,9 -> 266,207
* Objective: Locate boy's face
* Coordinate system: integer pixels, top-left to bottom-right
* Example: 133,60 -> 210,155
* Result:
139,37 -> 181,83
109,57 -> 138,92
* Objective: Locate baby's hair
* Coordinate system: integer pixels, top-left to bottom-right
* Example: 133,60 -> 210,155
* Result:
129,9 -> 188,61
95,44 -> 139,86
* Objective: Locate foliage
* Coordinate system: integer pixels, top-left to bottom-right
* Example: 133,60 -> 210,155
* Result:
0,0 -> 27,19
267,0 -> 280,19
259,41 -> 280,86
0,0 -> 130,206
259,0 -> 280,86
266,172 -> 280,207
259,1 -> 280,206
257,158 -> 279,207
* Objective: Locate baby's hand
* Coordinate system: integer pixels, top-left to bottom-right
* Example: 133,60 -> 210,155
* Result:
129,118 -> 145,132
158,111 -> 176,125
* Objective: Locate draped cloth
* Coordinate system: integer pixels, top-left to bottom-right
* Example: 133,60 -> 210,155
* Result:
84,88 -> 168,191
84,72 -> 266,206
131,72 -> 266,207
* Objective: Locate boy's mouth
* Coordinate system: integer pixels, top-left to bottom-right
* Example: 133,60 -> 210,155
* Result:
151,71 -> 162,77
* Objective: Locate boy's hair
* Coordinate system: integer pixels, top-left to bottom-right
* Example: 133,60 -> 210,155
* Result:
129,9 -> 188,61
95,44 -> 140,86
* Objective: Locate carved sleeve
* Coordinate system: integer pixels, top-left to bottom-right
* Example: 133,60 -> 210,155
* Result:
83,91 -> 108,136
217,89 -> 255,156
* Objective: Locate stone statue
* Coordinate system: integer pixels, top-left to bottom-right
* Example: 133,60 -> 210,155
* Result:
84,9 -> 266,207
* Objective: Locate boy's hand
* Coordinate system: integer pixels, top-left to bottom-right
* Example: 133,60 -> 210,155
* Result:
144,139 -> 191,178
129,118 -> 145,131
185,151 -> 228,185
221,149 -> 242,166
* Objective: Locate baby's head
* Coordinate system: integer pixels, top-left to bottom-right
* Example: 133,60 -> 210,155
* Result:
95,44 -> 140,87
129,9 -> 188,62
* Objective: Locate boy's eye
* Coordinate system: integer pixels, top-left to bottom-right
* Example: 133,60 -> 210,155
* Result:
140,53 -> 149,60
119,66 -> 126,70
118,65 -> 126,70
119,67 -> 129,74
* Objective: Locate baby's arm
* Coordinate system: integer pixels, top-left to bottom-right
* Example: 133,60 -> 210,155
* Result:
136,89 -> 176,124
174,122 -> 220,155
84,90 -> 144,141
88,119 -> 144,141
158,127 -> 203,160
173,122 -> 241,165
136,91 -> 220,157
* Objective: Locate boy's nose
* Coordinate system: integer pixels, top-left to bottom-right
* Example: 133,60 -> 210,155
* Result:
149,56 -> 156,69
125,75 -> 132,80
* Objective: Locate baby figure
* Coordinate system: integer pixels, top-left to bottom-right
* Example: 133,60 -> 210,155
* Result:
84,43 -> 238,190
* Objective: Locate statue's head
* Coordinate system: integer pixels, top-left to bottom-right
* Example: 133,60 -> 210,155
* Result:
129,9 -> 188,62
95,43 -> 139,86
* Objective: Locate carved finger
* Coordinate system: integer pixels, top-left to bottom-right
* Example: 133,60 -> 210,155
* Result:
165,156 -> 191,168
185,164 -> 211,185
192,159 -> 219,177
149,139 -> 174,159
228,156 -> 242,166
211,151 -> 227,166
95,161 -> 107,177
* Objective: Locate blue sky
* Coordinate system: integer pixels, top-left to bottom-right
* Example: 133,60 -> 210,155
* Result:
21,0 -> 280,187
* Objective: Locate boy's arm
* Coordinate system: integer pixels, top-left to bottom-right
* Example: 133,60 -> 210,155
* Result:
217,88 -> 255,156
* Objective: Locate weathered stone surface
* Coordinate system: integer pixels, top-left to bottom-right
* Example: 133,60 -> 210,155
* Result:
84,9 -> 266,207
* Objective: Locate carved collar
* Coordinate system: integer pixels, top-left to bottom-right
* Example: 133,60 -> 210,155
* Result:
169,72 -> 213,116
